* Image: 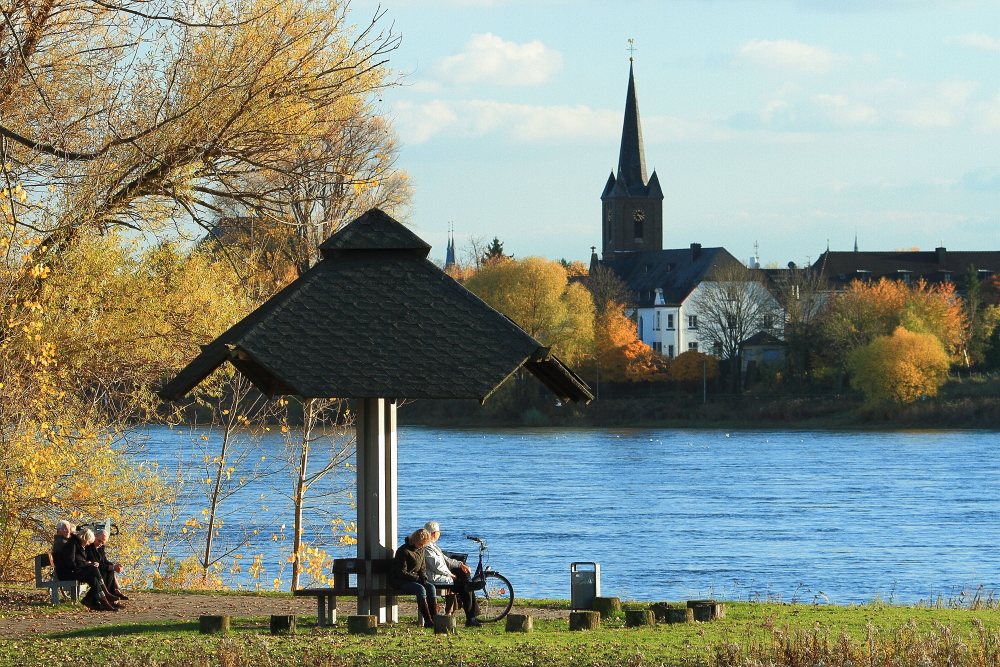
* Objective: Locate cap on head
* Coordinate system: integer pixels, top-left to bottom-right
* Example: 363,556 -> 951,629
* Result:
424,521 -> 440,534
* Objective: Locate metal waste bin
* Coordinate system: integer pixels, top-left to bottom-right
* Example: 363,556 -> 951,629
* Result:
570,562 -> 600,610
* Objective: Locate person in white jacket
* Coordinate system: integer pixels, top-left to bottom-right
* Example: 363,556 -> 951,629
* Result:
423,521 -> 482,626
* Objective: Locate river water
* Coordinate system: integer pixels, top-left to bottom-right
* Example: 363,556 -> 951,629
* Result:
141,426 -> 1000,604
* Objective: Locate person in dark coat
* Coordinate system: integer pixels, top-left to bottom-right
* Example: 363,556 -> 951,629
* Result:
388,528 -> 437,628
86,529 -> 128,601
52,520 -> 75,556
53,528 -> 117,612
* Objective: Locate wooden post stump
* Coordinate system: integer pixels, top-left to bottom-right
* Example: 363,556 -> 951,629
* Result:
270,615 -> 296,635
687,600 -> 726,622
434,614 -> 458,635
625,609 -> 655,627
199,615 -> 230,634
666,607 -> 694,623
569,610 -> 601,631
649,602 -> 671,623
347,615 -> 378,635
505,614 -> 533,632
592,596 -> 621,618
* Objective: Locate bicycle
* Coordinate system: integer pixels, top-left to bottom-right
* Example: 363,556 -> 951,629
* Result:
462,535 -> 514,623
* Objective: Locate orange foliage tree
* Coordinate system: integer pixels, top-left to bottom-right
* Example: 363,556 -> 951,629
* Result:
586,303 -> 669,383
847,327 -> 951,404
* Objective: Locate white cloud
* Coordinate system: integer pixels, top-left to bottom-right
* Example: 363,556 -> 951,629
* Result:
893,80 -> 979,128
438,33 -> 563,86
974,92 -> 1000,133
732,39 -> 849,73
945,32 -> 1000,51
811,93 -> 878,126
394,100 -> 617,143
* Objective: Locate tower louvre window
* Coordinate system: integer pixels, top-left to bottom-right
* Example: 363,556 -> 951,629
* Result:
633,209 -> 644,240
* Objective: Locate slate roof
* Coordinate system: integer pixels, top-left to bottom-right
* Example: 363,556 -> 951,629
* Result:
160,209 -> 593,403
813,248 -> 1000,289
601,245 -> 746,307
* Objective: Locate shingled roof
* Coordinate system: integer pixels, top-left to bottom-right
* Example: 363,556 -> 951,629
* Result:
159,209 -> 592,404
600,244 -> 746,307
814,248 -> 1000,289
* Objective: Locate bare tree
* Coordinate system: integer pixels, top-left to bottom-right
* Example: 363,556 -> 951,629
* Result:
461,235 -> 487,271
687,263 -> 783,392
587,265 -> 631,314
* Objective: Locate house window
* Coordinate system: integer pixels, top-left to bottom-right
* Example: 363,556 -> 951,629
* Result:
654,342 -> 662,352
667,345 -> 674,358
763,314 -> 774,328
763,349 -> 780,362
655,312 -> 661,330
638,316 -> 644,339
688,315 -> 698,329
688,342 -> 699,351
667,314 -> 674,329
898,270 -> 912,284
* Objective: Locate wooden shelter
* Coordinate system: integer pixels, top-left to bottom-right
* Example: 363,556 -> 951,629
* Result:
160,208 -> 592,621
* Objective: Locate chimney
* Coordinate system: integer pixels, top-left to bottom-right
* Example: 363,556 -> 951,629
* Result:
690,243 -> 702,261
936,246 -> 946,266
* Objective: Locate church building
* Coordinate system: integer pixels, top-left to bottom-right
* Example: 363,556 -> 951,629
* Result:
594,62 -> 758,358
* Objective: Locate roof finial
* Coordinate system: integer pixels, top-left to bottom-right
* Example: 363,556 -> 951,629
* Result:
627,39 -> 636,62
854,233 -> 858,253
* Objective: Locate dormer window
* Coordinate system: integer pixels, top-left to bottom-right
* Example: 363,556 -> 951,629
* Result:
897,270 -> 912,284
941,272 -> 952,283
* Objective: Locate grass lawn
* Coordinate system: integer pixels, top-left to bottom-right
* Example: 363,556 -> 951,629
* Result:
3,600 -> 1000,666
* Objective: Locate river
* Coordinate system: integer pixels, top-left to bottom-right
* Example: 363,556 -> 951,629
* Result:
139,425 -> 1000,604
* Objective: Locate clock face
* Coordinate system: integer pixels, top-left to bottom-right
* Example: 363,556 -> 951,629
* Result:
606,208 -> 612,222
633,209 -> 645,222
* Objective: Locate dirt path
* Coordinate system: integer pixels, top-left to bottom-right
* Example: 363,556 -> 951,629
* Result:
0,589 -> 568,638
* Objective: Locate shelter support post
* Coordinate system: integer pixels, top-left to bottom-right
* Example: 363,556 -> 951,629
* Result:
356,398 -> 398,623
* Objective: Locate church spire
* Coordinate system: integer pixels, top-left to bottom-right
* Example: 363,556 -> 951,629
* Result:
617,61 -> 648,188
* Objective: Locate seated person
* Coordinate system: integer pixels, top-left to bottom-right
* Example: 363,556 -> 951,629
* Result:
53,528 -> 118,612
388,528 -> 437,628
86,529 -> 128,601
52,520 -> 75,556
423,521 -> 481,627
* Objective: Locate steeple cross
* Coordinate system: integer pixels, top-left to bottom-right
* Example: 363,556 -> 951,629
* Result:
627,39 -> 636,61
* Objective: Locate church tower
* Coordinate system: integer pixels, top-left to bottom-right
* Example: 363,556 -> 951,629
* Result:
600,62 -> 663,258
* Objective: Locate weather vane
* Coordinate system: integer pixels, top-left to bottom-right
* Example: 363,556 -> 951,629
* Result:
628,39 -> 636,61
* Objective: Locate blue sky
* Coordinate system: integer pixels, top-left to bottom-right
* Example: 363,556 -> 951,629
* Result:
353,0 -> 1000,268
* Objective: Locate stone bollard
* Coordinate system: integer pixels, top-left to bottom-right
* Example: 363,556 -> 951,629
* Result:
625,609 -> 655,627
592,596 -> 621,618
199,615 -> 230,634
569,610 -> 601,631
347,615 -> 378,635
666,607 -> 694,623
688,600 -> 726,622
433,614 -> 458,635
505,614 -> 533,632
270,615 -> 296,635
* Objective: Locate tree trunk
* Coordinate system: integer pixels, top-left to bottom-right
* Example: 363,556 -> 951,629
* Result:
203,389 -> 240,571
569,611 -> 600,630
290,398 -> 315,591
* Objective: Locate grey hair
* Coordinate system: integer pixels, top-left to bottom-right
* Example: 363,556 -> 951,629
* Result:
424,521 -> 441,534
77,528 -> 95,545
56,520 -> 72,532
94,529 -> 107,539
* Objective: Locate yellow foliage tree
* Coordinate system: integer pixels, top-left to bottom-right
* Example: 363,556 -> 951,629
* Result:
670,351 -> 720,383
463,256 -> 594,364
846,327 -> 951,405
588,304 -> 669,382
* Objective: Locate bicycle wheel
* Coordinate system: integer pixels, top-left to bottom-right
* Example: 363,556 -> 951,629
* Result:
476,571 -> 514,623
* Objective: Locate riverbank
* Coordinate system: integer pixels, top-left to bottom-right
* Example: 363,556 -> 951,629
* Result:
2,589 -> 1000,666
398,376 -> 1000,429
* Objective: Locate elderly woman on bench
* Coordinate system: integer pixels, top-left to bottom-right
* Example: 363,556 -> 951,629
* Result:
53,528 -> 118,612
388,528 -> 436,628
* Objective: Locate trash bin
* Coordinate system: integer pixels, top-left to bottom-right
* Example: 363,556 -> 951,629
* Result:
570,562 -> 600,610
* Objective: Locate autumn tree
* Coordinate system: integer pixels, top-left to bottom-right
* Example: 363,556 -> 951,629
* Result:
587,303 -> 668,383
670,350 -> 719,384
463,257 -> 593,364
1,0 -> 402,274
847,327 -> 951,405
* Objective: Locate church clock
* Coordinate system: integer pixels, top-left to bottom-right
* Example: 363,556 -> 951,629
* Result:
633,209 -> 645,240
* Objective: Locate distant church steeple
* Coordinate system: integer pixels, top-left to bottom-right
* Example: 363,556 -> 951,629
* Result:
601,51 -> 664,259
445,223 -> 457,270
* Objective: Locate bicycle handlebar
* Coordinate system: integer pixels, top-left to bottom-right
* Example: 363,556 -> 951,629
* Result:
466,536 -> 483,543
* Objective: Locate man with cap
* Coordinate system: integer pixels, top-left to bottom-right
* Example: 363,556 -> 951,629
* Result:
422,521 -> 482,627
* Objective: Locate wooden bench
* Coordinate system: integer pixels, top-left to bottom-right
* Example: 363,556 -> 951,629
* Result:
34,553 -> 85,604
293,556 -> 465,627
